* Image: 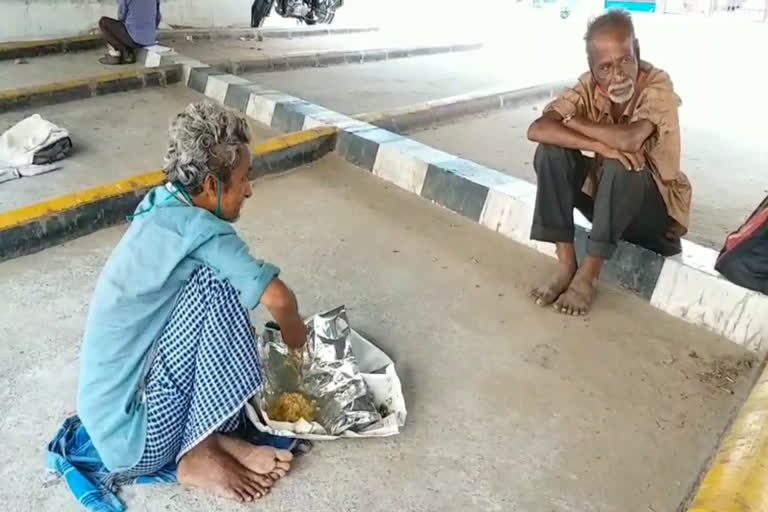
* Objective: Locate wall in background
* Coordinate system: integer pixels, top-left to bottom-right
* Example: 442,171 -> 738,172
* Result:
0,0 -> 248,42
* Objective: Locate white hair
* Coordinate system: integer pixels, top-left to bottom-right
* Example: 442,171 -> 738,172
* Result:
163,101 -> 251,195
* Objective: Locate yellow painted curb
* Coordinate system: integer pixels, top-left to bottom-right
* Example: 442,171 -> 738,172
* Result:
0,127 -> 337,232
0,71 -> 147,101
253,126 -> 335,154
688,364 -> 768,511
0,172 -> 164,232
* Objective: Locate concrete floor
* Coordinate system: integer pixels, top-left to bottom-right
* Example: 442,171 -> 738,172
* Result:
0,154 -> 756,512
241,49 -> 565,117
0,49 -> 147,91
0,86 -> 279,213
170,29 -> 478,63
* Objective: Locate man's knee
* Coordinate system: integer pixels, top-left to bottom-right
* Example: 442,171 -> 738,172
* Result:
600,159 -> 649,185
98,17 -> 110,31
534,143 -> 575,176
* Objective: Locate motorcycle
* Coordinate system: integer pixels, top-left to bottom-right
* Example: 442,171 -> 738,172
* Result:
251,0 -> 343,27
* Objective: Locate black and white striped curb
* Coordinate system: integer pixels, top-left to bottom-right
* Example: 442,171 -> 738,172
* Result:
139,41 -> 483,72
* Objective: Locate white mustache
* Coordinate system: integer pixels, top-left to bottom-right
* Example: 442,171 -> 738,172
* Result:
607,81 -> 635,102
608,81 -> 633,94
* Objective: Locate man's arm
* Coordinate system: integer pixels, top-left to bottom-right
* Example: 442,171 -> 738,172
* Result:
155,0 -> 161,28
565,118 -> 655,153
527,111 -> 606,154
527,111 -> 636,169
260,279 -> 307,349
190,228 -> 306,348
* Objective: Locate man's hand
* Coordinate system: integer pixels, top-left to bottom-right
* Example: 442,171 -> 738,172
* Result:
260,278 -> 307,349
280,317 -> 308,350
595,143 -> 645,172
623,150 -> 646,172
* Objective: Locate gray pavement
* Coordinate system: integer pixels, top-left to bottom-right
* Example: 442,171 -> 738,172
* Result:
0,86 -> 279,213
0,49 -> 147,91
241,49 -> 564,116
0,154 -> 756,512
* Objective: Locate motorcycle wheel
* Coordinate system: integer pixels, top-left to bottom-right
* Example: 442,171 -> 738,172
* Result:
251,0 -> 274,27
306,1 -> 336,24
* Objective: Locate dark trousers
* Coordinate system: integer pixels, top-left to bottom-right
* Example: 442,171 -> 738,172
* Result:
531,143 -> 680,259
98,17 -> 137,53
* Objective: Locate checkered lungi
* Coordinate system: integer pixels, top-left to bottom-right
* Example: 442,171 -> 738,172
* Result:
128,265 -> 263,475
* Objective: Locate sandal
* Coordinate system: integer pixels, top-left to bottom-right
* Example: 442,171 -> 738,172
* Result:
98,54 -> 122,65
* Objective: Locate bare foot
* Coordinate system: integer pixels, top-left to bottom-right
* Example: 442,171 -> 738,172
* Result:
553,272 -> 597,316
217,434 -> 294,481
178,435 -> 272,503
531,265 -> 576,306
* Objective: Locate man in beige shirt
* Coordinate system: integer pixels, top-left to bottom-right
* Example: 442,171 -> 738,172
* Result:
527,10 -> 691,315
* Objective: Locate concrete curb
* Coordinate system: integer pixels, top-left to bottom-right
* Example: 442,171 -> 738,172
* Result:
192,74 -> 768,352
139,42 -> 484,74
356,81 -> 571,133
0,66 -> 182,114
160,26 -> 378,43
0,127 -> 337,262
685,361 -> 768,511
0,26 -> 379,61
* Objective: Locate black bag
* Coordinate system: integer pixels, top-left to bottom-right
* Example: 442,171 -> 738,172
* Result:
715,196 -> 768,294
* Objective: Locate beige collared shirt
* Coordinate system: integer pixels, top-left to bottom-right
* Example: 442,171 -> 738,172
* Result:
544,61 -> 692,235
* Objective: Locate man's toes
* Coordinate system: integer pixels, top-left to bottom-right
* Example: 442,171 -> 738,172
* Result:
227,487 -> 246,503
239,480 -> 263,501
275,460 -> 291,473
274,449 -> 293,463
247,471 -> 274,488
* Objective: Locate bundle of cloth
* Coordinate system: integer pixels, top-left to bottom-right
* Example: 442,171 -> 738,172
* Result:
0,114 -> 72,184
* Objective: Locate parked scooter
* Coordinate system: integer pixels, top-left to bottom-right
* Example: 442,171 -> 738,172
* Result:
251,0 -> 343,27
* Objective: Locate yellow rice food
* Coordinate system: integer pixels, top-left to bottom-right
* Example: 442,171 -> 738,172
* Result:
268,392 -> 316,423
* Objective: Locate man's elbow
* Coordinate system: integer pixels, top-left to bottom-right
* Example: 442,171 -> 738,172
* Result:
260,278 -> 295,312
527,120 -> 544,142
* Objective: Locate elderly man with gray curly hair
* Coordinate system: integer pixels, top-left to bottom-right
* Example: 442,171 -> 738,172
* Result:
72,102 -> 305,503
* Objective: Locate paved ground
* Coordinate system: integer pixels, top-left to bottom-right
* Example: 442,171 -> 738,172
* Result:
0,86 -> 278,212
0,49 -> 148,90
0,154 -> 757,512
241,49 -> 563,116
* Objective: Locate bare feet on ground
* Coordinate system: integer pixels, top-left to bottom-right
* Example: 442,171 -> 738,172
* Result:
531,264 -> 576,306
218,434 -> 293,481
553,271 -> 597,316
178,434 -> 287,503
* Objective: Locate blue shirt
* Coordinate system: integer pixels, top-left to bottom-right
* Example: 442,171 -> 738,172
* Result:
77,185 -> 279,471
118,0 -> 161,47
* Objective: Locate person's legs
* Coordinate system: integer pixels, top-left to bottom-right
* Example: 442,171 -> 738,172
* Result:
98,17 -> 137,64
530,143 -> 590,306
553,159 -> 671,315
128,266 -> 293,502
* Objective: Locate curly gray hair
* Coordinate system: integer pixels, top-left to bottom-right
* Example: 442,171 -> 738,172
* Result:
163,101 -> 251,195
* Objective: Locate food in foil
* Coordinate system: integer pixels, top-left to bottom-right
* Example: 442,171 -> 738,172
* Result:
258,306 -> 382,435
268,392 -> 316,423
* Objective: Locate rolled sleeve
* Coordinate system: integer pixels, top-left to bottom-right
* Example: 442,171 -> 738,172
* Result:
631,84 -> 681,147
191,231 -> 281,310
544,79 -> 589,120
